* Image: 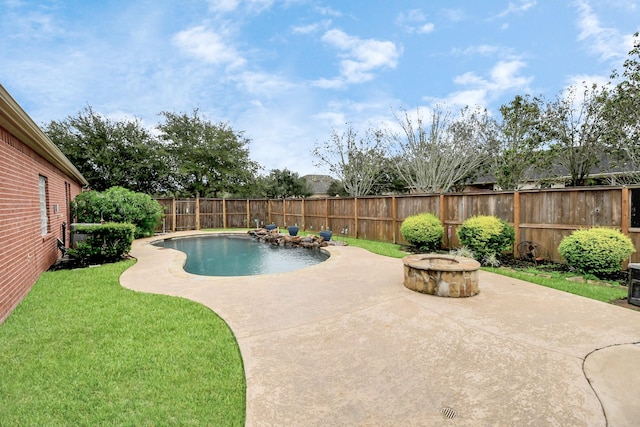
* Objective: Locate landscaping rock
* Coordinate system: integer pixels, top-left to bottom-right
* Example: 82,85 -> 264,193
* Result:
248,228 -> 347,249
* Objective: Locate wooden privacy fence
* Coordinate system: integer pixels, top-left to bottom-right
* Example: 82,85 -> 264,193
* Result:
155,185 -> 640,263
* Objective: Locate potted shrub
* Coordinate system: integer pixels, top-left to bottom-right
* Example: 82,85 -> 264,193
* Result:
265,223 -> 277,231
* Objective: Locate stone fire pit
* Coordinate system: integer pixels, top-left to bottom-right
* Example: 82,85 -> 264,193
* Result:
403,254 -> 480,297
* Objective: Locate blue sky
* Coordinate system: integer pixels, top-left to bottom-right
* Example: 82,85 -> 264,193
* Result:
1,0 -> 639,177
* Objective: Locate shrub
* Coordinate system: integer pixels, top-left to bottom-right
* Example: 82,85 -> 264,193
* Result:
72,186 -> 162,238
68,223 -> 135,263
558,227 -> 635,275
457,215 -> 515,260
400,213 -> 444,252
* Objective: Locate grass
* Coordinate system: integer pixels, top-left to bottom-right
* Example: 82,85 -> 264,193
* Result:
330,234 -> 408,258
483,266 -> 628,303
0,260 -> 245,426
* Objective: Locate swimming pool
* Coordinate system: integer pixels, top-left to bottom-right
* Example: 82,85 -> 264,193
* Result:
153,234 -> 329,276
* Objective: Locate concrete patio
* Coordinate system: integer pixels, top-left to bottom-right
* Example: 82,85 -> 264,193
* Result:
120,231 -> 640,426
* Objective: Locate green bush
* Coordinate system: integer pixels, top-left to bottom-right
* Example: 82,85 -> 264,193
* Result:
68,223 -> 135,263
400,213 -> 444,252
558,227 -> 635,275
72,186 -> 162,238
457,215 -> 515,260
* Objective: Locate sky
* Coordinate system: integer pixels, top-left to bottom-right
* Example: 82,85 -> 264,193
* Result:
1,0 -> 639,178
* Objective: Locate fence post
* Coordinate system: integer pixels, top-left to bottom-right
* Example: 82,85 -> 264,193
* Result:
622,187 -> 630,236
283,199 -> 287,226
325,198 -> 329,230
246,199 -> 250,228
196,197 -> 201,230
172,198 -> 176,232
222,199 -> 227,229
513,191 -> 520,258
354,197 -> 359,238
268,200 -> 272,225
302,199 -> 306,230
392,195 -> 397,244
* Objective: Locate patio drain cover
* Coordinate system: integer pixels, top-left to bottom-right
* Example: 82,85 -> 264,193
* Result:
441,407 -> 458,419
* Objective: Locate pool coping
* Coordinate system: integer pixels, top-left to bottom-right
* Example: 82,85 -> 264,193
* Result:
121,230 -> 640,426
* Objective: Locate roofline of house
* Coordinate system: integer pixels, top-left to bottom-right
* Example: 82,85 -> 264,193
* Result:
0,84 -> 88,186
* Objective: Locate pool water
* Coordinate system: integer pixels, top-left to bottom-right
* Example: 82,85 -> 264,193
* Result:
153,234 -> 329,276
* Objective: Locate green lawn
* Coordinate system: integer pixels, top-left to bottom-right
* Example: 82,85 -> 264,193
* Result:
483,266 -> 628,303
0,260 -> 245,426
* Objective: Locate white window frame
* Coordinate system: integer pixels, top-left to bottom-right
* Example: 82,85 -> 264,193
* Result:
39,175 -> 48,235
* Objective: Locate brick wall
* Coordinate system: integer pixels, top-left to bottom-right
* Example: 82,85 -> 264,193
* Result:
0,126 -> 82,323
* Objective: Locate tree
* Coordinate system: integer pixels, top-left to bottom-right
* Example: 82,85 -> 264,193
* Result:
374,156 -> 408,194
606,32 -> 640,182
326,179 -> 349,197
491,95 -> 544,190
312,124 -> 387,197
388,106 -> 490,193
45,106 -> 172,194
157,109 -> 259,198
260,169 -> 311,198
542,84 -> 610,187
72,186 -> 162,238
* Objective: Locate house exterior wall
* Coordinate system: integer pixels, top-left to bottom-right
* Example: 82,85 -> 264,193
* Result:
0,126 -> 83,324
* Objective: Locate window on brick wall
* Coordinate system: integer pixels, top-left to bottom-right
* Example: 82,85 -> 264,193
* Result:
38,175 -> 49,235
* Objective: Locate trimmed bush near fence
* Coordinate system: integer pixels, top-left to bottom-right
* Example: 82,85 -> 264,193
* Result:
558,227 -> 635,275
400,213 -> 444,252
457,215 -> 515,261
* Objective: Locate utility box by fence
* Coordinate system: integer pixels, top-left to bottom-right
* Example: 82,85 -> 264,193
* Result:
629,263 -> 640,307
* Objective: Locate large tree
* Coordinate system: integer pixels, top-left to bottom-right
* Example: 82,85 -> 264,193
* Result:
542,83 -> 610,187
157,109 -> 259,198
491,95 -> 544,190
259,168 -> 311,198
312,124 -> 387,197
45,106 -> 172,194
388,106 -> 491,193
606,32 -> 640,182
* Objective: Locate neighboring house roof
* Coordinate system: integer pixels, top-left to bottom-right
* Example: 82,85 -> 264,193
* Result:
303,174 -> 334,196
0,84 -> 88,186
472,154 -> 640,187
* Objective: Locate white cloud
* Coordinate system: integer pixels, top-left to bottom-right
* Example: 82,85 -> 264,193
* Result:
245,0 -> 276,13
490,60 -> 532,88
231,71 -> 298,96
315,6 -> 342,17
208,0 -> 241,12
441,8 -> 465,22
430,60 -> 533,107
452,44 -> 502,56
496,1 -> 537,18
574,0 -> 634,61
172,26 -> 246,69
312,77 -> 345,89
566,73 -> 610,88
314,29 -> 402,88
396,9 -> 435,34
291,20 -> 332,35
418,23 -> 435,34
